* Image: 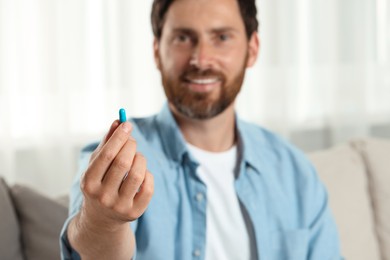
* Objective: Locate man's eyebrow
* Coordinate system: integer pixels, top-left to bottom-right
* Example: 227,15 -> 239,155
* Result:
171,27 -> 238,35
209,27 -> 238,34
171,28 -> 197,35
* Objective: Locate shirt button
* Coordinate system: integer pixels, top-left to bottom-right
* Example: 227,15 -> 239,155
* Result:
195,192 -> 204,202
193,249 -> 201,257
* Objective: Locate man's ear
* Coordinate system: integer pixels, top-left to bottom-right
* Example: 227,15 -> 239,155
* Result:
153,38 -> 162,71
246,32 -> 260,68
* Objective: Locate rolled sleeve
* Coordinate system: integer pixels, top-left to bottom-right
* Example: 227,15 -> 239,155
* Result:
60,213 -> 81,260
60,146 -> 94,260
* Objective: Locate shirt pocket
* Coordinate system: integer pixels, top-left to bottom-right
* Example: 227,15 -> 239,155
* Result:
268,229 -> 309,260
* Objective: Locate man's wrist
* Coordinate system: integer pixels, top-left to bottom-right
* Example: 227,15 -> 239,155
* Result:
68,211 -> 134,259
78,206 -> 130,235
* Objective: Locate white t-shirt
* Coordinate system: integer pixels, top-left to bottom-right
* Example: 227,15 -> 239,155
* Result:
186,143 -> 251,260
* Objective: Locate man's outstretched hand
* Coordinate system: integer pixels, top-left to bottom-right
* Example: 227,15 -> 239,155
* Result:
68,120 -> 154,260
80,119 -> 154,229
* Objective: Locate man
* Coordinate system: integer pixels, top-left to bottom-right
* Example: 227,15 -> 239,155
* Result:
61,0 -> 343,259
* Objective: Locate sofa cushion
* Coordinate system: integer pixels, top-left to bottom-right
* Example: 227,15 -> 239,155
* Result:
308,144 -> 380,260
353,138 -> 390,260
0,177 -> 25,260
10,185 -> 68,260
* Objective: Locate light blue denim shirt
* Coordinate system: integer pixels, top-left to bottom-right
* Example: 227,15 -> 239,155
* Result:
60,104 -> 343,260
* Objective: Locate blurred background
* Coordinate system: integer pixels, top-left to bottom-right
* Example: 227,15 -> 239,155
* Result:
0,0 -> 389,197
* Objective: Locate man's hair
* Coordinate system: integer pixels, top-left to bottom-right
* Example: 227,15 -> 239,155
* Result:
151,0 -> 259,40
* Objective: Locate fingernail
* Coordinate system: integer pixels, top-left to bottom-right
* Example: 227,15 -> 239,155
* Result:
122,122 -> 131,133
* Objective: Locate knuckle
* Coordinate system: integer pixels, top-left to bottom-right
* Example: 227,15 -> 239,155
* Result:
80,180 -> 91,194
81,175 -> 98,196
125,210 -> 141,221
113,203 -> 131,216
128,170 -> 144,184
127,137 -> 137,149
135,153 -> 147,166
132,205 -> 148,219
112,200 -> 137,220
99,150 -> 116,163
146,170 -> 154,179
114,157 -> 131,171
98,193 -> 115,208
118,130 -> 129,142
143,183 -> 154,198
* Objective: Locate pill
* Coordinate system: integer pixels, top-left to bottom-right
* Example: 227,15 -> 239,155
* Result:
119,108 -> 127,123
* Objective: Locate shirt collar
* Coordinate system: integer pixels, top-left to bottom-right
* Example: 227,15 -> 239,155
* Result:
236,118 -> 266,174
156,103 -> 271,173
156,103 -> 189,164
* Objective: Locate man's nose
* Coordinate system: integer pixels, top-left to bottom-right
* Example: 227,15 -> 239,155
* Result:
189,40 -> 215,70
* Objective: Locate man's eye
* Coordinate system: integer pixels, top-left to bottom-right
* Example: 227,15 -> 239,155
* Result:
219,34 -> 230,41
176,35 -> 189,42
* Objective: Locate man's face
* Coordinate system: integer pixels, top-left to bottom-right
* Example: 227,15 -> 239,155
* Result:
154,0 -> 259,119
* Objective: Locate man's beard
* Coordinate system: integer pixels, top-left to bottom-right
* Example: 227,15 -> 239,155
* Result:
161,57 -> 248,120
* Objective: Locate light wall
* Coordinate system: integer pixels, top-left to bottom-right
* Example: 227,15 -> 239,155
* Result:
0,0 -> 389,196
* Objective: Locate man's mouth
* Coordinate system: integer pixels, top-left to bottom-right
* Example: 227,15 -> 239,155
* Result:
183,77 -> 221,92
186,78 -> 220,84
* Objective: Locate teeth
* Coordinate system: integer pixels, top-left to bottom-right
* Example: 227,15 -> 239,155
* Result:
190,78 -> 219,84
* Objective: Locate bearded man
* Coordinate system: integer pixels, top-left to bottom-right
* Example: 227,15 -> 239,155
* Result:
61,0 -> 343,259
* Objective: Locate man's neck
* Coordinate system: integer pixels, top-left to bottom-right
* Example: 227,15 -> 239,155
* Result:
169,103 -> 236,153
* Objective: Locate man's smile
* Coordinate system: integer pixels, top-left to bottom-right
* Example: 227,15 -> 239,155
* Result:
183,77 -> 221,92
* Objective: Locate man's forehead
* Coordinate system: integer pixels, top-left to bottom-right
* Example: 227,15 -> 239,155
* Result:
163,0 -> 244,32
170,0 -> 239,7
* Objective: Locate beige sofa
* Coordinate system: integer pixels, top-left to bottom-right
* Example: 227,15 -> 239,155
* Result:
309,138 -> 390,260
0,138 -> 389,260
0,180 -> 68,260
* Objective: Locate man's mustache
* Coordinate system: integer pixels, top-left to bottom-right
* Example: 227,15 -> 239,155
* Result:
180,68 -> 225,80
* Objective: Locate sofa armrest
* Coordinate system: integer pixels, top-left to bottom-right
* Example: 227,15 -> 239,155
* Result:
0,177 -> 25,260
10,184 -> 69,260
352,138 -> 390,260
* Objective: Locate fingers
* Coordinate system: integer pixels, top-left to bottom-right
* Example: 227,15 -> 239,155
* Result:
102,120 -> 121,146
119,153 -> 147,199
79,119 -> 154,225
90,120 -> 121,161
132,170 -> 154,213
116,169 -> 154,220
83,122 -> 133,185
101,136 -> 137,191
107,153 -> 152,221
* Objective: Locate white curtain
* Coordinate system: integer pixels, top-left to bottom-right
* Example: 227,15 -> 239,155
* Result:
0,0 -> 389,196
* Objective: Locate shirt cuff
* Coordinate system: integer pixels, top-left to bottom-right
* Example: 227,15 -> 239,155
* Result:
60,213 -> 81,260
